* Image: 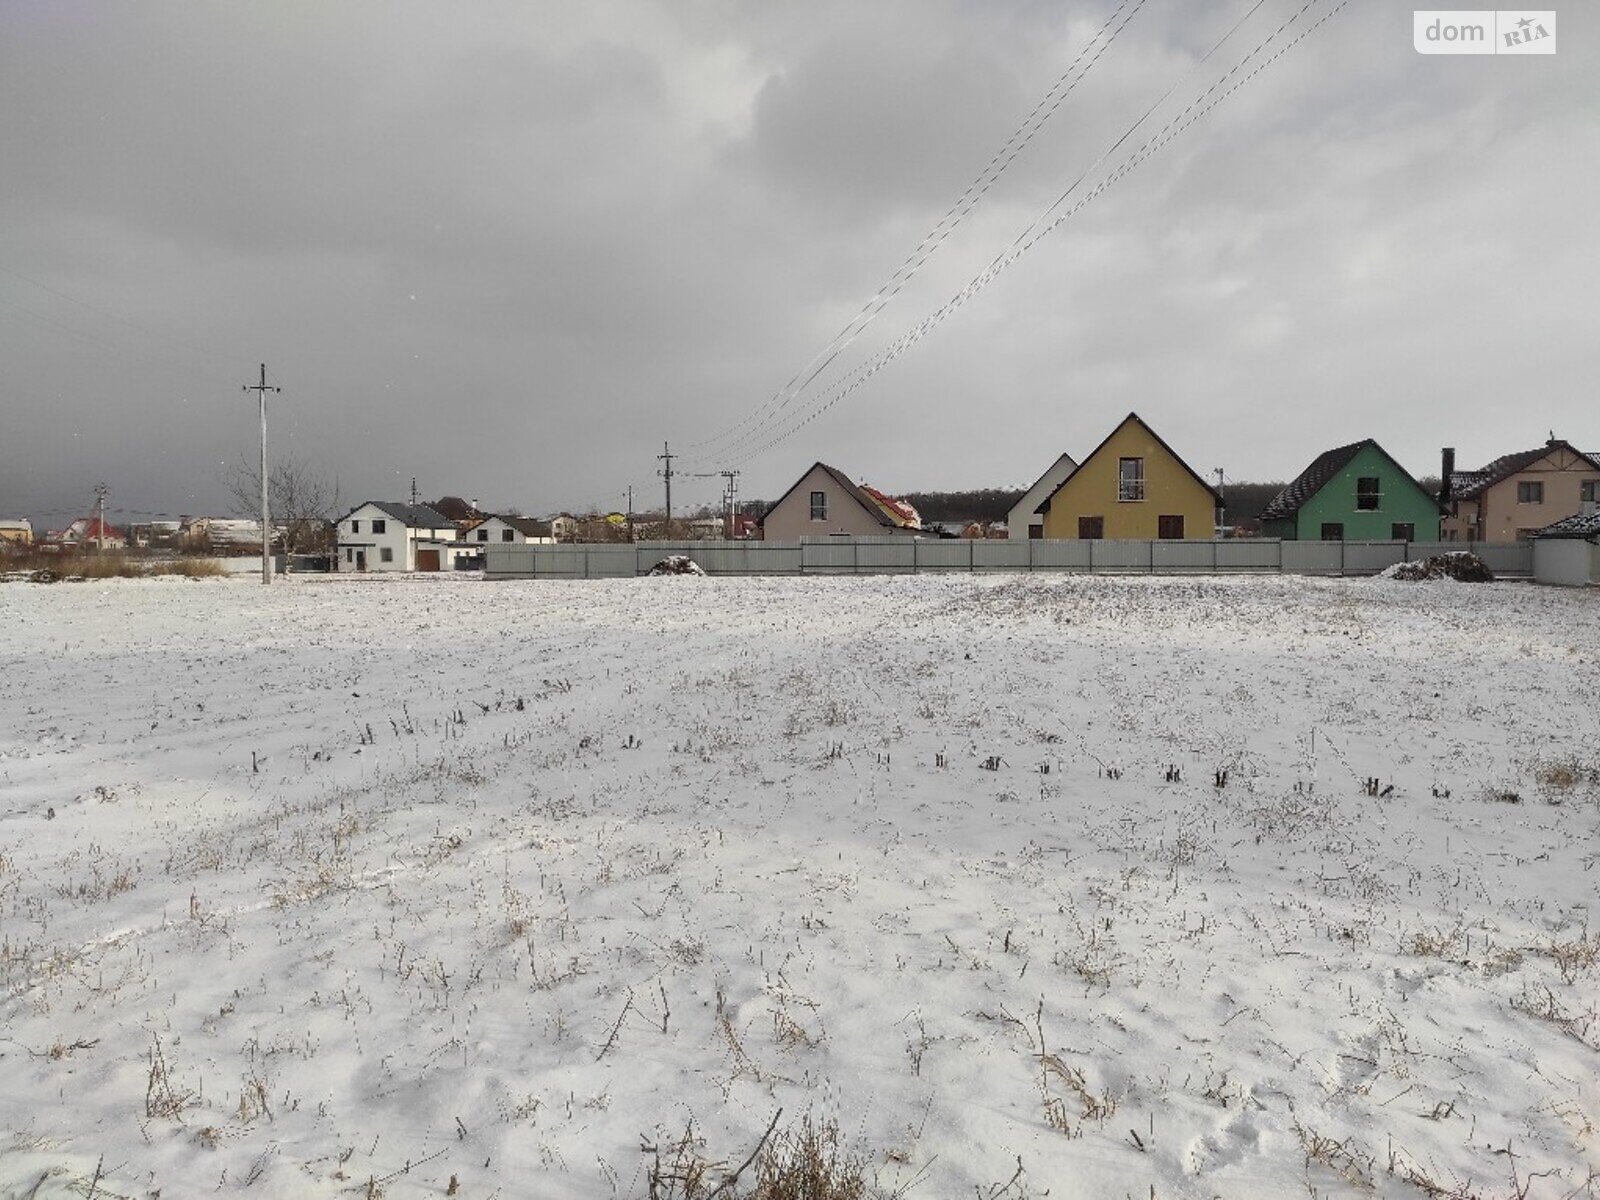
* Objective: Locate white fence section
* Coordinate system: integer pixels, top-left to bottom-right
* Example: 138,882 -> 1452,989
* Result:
484,539 -> 1534,580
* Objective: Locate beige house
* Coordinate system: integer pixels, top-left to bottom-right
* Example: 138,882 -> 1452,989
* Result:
0,519 -> 32,546
1442,440 -> 1600,541
759,463 -> 921,540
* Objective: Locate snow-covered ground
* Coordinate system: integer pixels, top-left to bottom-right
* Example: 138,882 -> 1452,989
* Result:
1,573 -> 1597,1199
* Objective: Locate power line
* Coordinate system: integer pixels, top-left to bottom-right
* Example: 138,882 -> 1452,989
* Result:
684,0 -> 1150,461
711,0 -> 1349,473
0,262 -> 255,373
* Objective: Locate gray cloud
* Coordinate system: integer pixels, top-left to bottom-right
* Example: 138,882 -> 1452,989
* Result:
2,0 -> 1594,529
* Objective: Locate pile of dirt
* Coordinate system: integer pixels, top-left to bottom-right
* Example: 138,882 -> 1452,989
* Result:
646,555 -> 707,576
1382,552 -> 1494,583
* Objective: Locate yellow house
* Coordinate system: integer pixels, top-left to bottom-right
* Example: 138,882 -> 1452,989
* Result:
1039,412 -> 1221,540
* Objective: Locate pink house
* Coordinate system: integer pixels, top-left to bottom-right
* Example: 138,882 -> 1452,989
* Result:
1442,440 -> 1600,541
758,463 -> 922,540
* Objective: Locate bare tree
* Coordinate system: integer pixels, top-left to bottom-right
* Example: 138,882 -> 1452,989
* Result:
222,456 -> 341,556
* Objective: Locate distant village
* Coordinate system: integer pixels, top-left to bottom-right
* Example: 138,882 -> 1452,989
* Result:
4,412 -> 1597,583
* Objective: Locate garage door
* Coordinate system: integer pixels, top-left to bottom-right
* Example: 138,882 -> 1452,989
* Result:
416,549 -> 440,572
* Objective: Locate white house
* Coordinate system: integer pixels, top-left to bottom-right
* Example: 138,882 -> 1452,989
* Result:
336,502 -> 455,572
1008,452 -> 1079,540
459,514 -> 555,547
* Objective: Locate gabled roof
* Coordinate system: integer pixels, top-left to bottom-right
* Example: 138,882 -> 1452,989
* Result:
431,495 -> 483,522
1261,439 -> 1440,521
859,484 -> 921,529
759,462 -> 899,529
339,501 -> 453,528
494,514 -> 552,537
1010,452 -> 1080,520
1038,413 -> 1222,512
1534,509 -> 1600,539
1452,441 -> 1600,500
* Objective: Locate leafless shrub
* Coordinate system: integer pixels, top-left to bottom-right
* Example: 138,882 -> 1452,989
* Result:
1540,930 -> 1599,984
148,557 -> 227,578
646,1112 -> 886,1200
145,1035 -> 194,1120
1292,1114 -> 1374,1188
1511,984 -> 1597,1047
1408,925 -> 1465,959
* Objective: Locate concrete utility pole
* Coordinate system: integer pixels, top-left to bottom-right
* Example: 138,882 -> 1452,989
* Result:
626,486 -> 635,543
719,470 -> 740,539
93,483 -> 109,553
657,442 -> 675,530
243,365 -> 280,585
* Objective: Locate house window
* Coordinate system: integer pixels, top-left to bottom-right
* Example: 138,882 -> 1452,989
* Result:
477,529 -> 489,542
345,548 -> 353,562
1581,481 -> 1597,503
1517,481 -> 1544,503
1391,523 -> 1415,542
1028,523 -> 1043,540
809,491 -> 827,520
502,529 -> 514,542
350,520 -> 360,534
380,547 -> 394,563
372,519 -> 387,534
1117,458 -> 1145,502
1157,515 -> 1185,539
1321,523 -> 1344,541
1356,478 -> 1380,510
1078,516 -> 1104,540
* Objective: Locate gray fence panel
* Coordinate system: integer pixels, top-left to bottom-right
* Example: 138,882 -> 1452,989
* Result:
1089,540 -> 1156,572
1216,540 -> 1282,572
1151,540 -> 1217,573
485,537 -> 1534,579
914,540 -> 976,571
1342,542 -> 1406,575
1028,540 -> 1093,570
972,540 -> 1034,571
855,539 -> 917,573
1281,542 -> 1342,574
801,539 -> 861,574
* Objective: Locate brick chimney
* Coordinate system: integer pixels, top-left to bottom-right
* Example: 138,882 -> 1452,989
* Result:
1439,448 -> 1455,505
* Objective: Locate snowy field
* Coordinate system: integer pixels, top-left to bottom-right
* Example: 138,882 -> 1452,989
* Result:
1,573 -> 1597,1200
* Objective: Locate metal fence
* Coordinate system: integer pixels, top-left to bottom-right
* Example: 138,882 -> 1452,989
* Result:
484,538 -> 1533,579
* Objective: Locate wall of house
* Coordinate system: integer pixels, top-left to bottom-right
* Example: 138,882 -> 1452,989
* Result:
337,506 -> 419,571
762,465 -> 911,540
1007,454 -> 1077,540
1476,452 -> 1600,541
1286,444 -> 1441,540
1040,423 -> 1214,539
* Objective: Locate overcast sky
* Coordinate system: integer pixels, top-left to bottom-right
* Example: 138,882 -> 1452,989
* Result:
1,1 -> 1593,526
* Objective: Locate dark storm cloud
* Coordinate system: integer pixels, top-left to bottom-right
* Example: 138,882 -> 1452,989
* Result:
1,0 -> 1594,528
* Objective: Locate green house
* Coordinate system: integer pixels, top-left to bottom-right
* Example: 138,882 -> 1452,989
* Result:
1261,440 -> 1442,541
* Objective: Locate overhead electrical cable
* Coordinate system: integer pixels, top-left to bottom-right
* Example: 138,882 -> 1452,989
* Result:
682,0 -> 1149,460
714,0 -> 1349,472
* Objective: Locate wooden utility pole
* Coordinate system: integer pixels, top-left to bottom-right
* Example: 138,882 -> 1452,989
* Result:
657,442 -> 675,531
243,365 -> 280,585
